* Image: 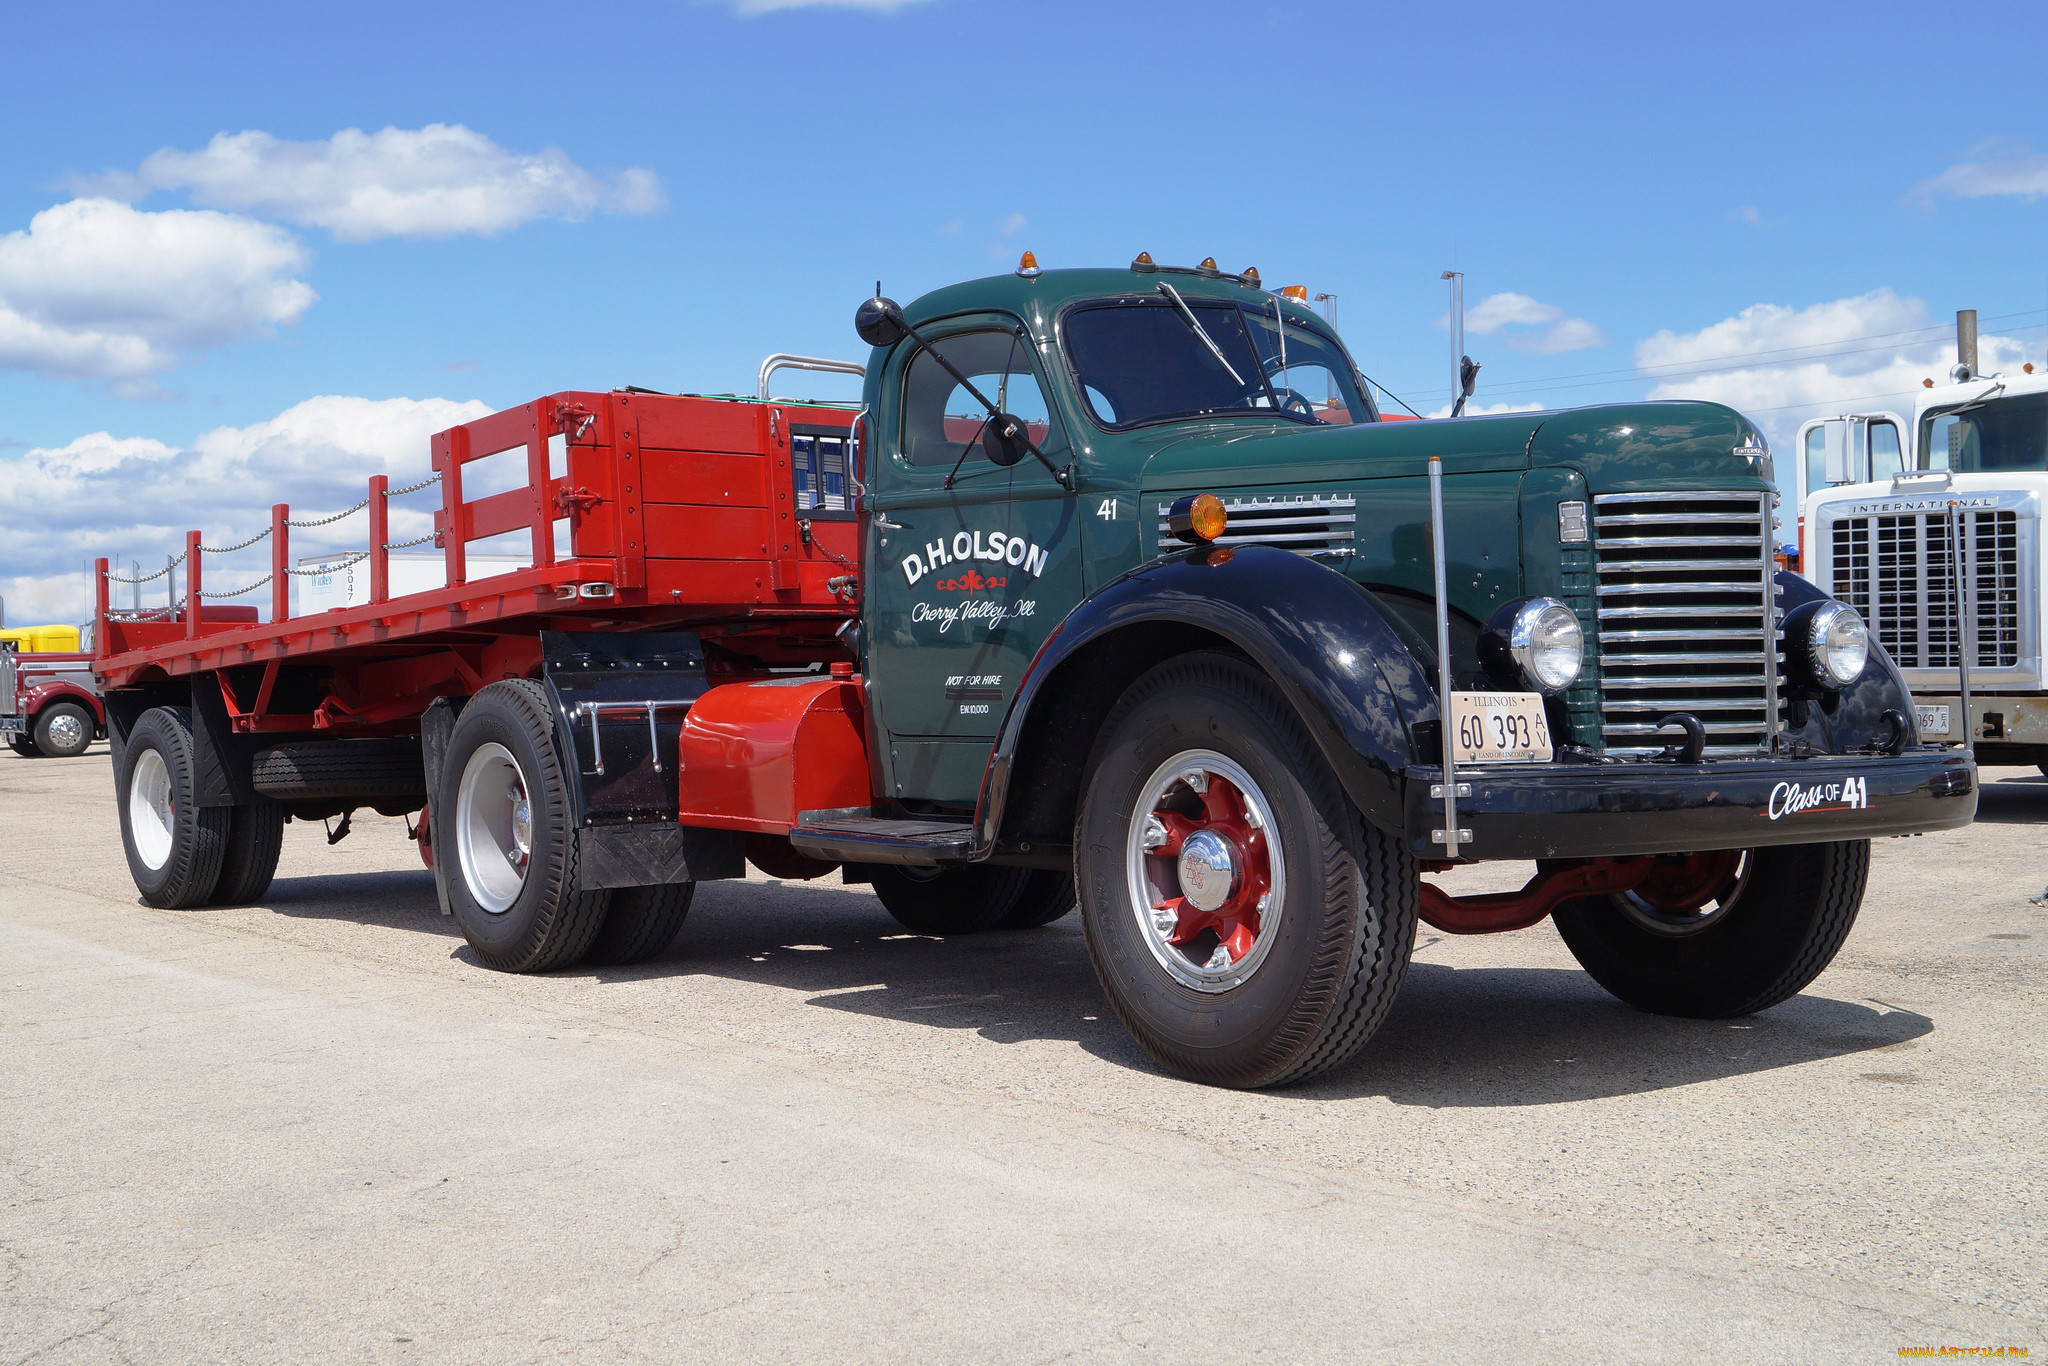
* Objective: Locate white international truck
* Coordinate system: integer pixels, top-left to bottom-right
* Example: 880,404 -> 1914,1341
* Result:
1798,310 -> 2046,771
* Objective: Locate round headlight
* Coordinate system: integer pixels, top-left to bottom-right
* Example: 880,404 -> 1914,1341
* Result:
1482,598 -> 1584,695
1808,601 -> 1868,688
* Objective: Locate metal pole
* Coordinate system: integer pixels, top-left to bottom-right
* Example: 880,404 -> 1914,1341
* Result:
1441,272 -> 1464,411
1429,455 -> 1466,857
1315,293 -> 1339,405
1949,501 -> 1974,755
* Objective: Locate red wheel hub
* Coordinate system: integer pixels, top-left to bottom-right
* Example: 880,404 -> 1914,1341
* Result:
1631,849 -> 1742,914
1144,772 -> 1273,967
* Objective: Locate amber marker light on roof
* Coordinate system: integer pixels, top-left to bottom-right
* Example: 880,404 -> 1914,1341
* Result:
1924,379 -> 1935,387
1016,250 -> 1041,278
1242,266 -> 1261,286
1168,492 -> 1229,544
1198,257 -> 1219,271
1280,285 -> 1309,302
1132,251 -> 1156,270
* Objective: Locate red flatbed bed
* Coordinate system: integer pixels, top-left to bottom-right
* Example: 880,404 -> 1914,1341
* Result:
95,390 -> 864,732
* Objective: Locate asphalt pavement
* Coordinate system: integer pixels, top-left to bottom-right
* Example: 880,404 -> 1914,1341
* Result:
2,746 -> 2043,1363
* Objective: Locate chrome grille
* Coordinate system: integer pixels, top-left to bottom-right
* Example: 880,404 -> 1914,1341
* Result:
1829,510 -> 2020,669
1154,494 -> 1355,557
1594,492 -> 1776,757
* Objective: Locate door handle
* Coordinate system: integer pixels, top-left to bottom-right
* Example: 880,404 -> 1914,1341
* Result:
872,514 -> 904,530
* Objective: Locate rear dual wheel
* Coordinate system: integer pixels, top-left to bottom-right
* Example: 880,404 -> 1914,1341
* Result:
115,707 -> 284,908
443,680 -> 690,972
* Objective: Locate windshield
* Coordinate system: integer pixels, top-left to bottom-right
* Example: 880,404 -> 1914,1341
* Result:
1921,391 -> 2048,473
1062,298 -> 1370,429
1241,306 -> 1372,425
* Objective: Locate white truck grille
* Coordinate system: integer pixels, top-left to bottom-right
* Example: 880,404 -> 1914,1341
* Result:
1828,510 -> 2021,669
1154,494 -> 1355,557
1594,491 -> 1776,758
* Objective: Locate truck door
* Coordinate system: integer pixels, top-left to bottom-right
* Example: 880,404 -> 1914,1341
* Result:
1794,414 -> 1906,564
862,321 -> 1082,807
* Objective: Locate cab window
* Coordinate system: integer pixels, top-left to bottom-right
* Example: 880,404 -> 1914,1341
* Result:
1869,421 -> 1903,481
900,329 -> 1061,468
1803,425 -> 1827,498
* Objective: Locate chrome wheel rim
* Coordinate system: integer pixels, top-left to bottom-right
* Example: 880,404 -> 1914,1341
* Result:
455,742 -> 532,914
1617,850 -> 1750,938
46,711 -> 85,751
129,748 -> 174,871
1124,749 -> 1285,993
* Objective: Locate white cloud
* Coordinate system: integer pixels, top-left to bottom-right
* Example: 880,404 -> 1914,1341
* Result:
0,395 -> 491,623
1637,289 -> 2032,447
720,0 -> 937,13
86,125 -> 665,242
0,198 -> 314,381
1913,146 -> 2048,204
1456,291 -> 1606,355
1424,399 -> 1546,420
1000,212 -> 1027,236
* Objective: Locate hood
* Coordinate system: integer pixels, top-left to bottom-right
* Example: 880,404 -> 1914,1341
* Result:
1138,401 -> 1771,497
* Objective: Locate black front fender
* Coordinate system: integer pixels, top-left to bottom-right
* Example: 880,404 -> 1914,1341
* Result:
976,545 -> 1437,850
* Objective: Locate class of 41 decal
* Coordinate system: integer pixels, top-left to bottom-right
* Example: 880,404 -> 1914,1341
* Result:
1766,776 -> 1871,820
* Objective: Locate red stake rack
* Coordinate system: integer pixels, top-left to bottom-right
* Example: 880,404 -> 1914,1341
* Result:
95,391 -> 863,737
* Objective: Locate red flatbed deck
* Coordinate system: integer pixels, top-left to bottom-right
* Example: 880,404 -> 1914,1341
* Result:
95,390 -> 863,731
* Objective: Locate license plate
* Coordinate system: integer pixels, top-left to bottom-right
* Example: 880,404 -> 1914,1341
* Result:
1915,704 -> 1950,736
1449,692 -> 1553,763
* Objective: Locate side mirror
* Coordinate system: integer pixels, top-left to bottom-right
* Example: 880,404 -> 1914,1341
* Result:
855,296 -> 908,348
1821,419 -> 1849,484
982,414 -> 1030,468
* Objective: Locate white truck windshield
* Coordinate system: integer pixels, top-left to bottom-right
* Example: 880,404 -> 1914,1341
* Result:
1922,391 -> 2048,473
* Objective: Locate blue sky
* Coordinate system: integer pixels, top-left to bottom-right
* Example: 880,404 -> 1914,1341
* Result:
3,0 -> 2045,620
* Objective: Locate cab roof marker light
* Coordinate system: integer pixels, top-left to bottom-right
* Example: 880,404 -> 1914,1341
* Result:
1241,266 -> 1260,287
1132,251 -> 1157,272
1279,285 -> 1309,303
1016,250 -> 1041,279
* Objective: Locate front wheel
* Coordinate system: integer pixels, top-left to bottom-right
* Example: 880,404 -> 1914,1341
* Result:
8,734 -> 40,758
1550,841 -> 1869,1017
1077,652 -> 1417,1089
34,702 -> 94,758
442,680 -> 612,973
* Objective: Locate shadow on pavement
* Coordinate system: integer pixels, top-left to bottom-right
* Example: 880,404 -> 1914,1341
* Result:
249,867 -> 1937,1105
1971,769 -> 2048,824
261,869 -> 450,935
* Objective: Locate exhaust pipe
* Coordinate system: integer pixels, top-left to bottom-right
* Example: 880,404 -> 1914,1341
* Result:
1955,309 -> 1979,381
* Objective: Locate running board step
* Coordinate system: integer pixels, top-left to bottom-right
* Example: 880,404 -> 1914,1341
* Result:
790,815 -> 977,866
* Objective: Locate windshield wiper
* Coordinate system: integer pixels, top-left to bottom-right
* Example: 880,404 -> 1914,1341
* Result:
1156,282 -> 1246,386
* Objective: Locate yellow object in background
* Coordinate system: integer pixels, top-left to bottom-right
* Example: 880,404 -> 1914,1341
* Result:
0,625 -> 82,653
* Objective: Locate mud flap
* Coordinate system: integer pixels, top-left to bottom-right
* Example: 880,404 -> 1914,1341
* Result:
421,696 -> 465,917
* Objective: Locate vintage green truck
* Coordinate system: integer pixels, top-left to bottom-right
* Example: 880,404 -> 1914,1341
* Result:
93,255 -> 1978,1089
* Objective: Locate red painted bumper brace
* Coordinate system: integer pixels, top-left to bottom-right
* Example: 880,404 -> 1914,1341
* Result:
1417,857 -> 1654,935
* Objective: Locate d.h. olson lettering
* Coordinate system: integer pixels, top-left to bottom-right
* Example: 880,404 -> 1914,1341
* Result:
901,529 -> 1048,585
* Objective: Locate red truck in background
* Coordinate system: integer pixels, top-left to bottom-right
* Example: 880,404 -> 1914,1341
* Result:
3,635 -> 106,758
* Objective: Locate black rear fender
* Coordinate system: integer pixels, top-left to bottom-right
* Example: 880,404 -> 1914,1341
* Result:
977,545 -> 1436,853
